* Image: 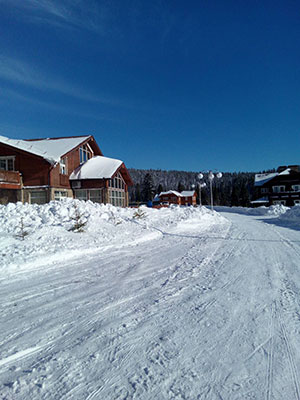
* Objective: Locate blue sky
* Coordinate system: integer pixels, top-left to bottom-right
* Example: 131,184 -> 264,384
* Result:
0,0 -> 299,172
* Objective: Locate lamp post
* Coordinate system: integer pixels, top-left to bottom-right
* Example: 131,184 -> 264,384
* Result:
194,173 -> 206,206
208,171 -> 222,211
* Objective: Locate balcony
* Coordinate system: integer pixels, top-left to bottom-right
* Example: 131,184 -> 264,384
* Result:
0,170 -> 22,189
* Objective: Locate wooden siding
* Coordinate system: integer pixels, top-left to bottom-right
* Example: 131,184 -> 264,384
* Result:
0,170 -> 22,189
0,142 -> 50,186
256,169 -> 300,207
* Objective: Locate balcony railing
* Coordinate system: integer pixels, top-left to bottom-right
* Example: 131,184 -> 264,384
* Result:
0,170 -> 22,188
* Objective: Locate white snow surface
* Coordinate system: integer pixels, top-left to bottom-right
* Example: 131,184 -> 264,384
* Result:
1,202 -> 300,400
0,135 -> 90,164
214,204 -> 289,216
180,191 -> 195,197
278,204 -> 300,225
69,156 -> 123,180
254,172 -> 278,186
159,190 -> 182,197
0,200 -> 224,271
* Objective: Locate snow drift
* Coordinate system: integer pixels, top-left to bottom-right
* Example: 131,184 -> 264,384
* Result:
277,204 -> 300,226
0,200 -> 227,271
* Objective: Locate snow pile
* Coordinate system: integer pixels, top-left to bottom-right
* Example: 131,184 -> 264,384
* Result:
277,205 -> 300,226
215,205 -> 289,216
0,200 -> 227,271
265,204 -> 289,216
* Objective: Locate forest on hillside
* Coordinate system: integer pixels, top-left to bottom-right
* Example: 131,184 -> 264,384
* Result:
128,168 -> 259,207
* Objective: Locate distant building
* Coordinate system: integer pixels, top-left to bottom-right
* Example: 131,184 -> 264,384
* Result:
252,165 -> 300,207
0,134 -> 132,206
159,190 -> 197,206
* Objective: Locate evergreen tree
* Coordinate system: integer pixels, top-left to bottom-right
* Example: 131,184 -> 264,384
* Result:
156,183 -> 164,195
230,185 -> 240,206
177,181 -> 185,193
135,183 -> 141,202
240,182 -> 250,207
142,173 -> 155,201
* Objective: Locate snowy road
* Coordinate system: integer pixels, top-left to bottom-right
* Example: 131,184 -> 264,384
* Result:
1,210 -> 300,399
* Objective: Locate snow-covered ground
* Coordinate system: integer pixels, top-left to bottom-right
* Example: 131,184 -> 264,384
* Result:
0,202 -> 300,399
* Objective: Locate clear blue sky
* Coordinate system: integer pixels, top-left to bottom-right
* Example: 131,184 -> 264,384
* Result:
0,0 -> 299,172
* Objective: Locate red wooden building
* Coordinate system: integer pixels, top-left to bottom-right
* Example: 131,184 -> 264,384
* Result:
0,134 -> 132,206
159,190 -> 197,206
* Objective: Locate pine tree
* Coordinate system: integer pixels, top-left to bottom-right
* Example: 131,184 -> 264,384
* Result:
156,183 -> 164,195
177,181 -> 185,193
135,183 -> 141,202
141,173 -> 155,201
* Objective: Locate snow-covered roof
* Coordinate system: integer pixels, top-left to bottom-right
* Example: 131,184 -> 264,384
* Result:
250,197 -> 269,204
0,135 -> 90,164
278,168 -> 291,175
181,191 -> 196,197
254,172 -> 278,186
254,168 -> 294,187
153,194 -> 160,202
69,155 -> 123,180
159,190 -> 182,197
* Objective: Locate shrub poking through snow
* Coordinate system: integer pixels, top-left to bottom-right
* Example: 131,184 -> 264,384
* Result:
133,207 -> 147,219
15,217 -> 29,240
69,203 -> 88,233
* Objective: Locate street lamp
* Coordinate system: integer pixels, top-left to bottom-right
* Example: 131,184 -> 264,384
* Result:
208,171 -> 222,211
199,182 -> 207,206
195,173 -> 206,206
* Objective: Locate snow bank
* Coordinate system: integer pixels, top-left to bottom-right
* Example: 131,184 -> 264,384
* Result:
277,205 -> 300,226
215,204 -> 289,216
0,200 -> 227,271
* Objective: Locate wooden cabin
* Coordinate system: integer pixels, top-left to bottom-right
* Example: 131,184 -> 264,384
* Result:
252,165 -> 300,207
0,134 -> 132,206
158,190 -> 197,206
180,190 -> 197,206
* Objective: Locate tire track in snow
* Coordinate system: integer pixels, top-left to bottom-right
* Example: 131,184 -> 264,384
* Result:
270,225 -> 300,259
278,309 -> 300,400
265,302 -> 275,400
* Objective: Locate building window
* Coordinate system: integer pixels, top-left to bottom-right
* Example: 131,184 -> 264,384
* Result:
74,189 -> 88,201
110,189 -> 125,207
60,157 -> 67,175
0,156 -> 15,171
54,191 -> 68,201
261,188 -> 268,193
89,189 -> 103,203
273,200 -> 286,206
30,191 -> 47,204
109,172 -> 125,189
272,186 -> 285,193
292,185 -> 300,192
79,144 -> 92,164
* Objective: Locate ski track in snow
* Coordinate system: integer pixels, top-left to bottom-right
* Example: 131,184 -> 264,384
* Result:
1,209 -> 300,399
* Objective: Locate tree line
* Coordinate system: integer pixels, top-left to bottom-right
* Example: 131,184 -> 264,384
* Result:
128,168 -> 257,207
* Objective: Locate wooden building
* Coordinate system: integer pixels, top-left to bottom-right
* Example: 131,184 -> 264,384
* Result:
180,190 -> 197,206
70,155 -> 133,207
252,165 -> 300,207
0,134 -> 132,206
159,190 -> 197,206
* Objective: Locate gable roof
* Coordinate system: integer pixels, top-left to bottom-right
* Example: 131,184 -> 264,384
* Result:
159,190 -> 196,198
181,190 -> 196,197
0,135 -> 91,164
254,168 -> 296,187
159,190 -> 182,197
254,172 -> 278,186
70,155 -> 124,180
